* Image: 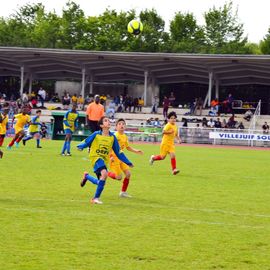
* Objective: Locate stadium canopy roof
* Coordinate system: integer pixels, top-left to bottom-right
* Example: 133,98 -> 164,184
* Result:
1,47 -> 270,87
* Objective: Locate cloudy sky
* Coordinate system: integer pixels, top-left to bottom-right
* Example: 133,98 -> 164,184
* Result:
0,0 -> 269,43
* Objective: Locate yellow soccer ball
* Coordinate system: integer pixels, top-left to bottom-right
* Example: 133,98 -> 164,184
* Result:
127,19 -> 143,35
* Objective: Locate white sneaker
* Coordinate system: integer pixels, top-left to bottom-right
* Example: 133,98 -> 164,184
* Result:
91,198 -> 103,204
119,192 -> 132,198
149,155 -> 154,165
172,169 -> 180,175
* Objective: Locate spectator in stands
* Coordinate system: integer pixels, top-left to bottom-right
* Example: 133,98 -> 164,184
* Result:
153,118 -> 162,127
38,87 -> 46,108
22,92 -> 28,105
214,118 -> 222,128
77,95 -> 84,110
202,117 -> 208,128
243,110 -> 253,121
162,96 -> 170,119
262,122 -> 269,134
62,93 -> 71,110
86,94 -> 104,133
222,119 -> 227,128
71,94 -> 78,105
227,113 -> 237,128
133,97 -> 139,113
189,98 -> 196,115
207,118 -> 215,128
223,93 -> 234,114
168,91 -> 176,107
210,98 -> 219,116
151,95 -> 159,114
138,97 -> 144,112
50,93 -> 61,103
195,97 -> 203,116
100,94 -> 107,110
106,100 -> 116,121
237,122 -> 245,129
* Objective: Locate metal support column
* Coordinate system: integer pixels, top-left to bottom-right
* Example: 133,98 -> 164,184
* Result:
81,67 -> 86,98
144,70 -> 148,106
20,66 -> 24,97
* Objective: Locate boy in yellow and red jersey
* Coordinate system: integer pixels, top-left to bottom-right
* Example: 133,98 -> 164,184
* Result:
149,111 -> 181,175
108,118 -> 143,198
7,107 -> 31,149
0,107 -> 9,147
78,116 -> 133,205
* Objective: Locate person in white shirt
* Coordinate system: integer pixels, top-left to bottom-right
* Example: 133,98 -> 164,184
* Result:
38,87 -> 46,107
207,118 -> 215,128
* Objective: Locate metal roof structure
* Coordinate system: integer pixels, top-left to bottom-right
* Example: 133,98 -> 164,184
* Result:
1,47 -> 270,86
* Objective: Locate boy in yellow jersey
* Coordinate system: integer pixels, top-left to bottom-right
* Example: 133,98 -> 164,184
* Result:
78,116 -> 133,205
22,110 -> 42,148
61,104 -> 79,156
7,107 -> 31,149
108,118 -> 143,198
0,107 -> 9,147
149,111 -> 181,175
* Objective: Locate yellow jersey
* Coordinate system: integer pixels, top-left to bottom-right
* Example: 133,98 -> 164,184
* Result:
14,113 -> 31,133
28,115 -> 40,133
63,110 -> 79,132
111,131 -> 129,162
161,122 -> 178,146
0,113 -> 8,135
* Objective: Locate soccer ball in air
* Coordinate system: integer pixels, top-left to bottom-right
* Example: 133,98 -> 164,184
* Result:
127,19 -> 143,35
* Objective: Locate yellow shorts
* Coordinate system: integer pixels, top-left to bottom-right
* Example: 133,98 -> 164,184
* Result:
110,160 -> 130,176
160,143 -> 175,156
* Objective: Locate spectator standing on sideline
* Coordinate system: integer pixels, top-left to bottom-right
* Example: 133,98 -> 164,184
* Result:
86,94 -> 104,133
38,87 -> 46,108
262,122 -> 269,134
151,95 -> 159,114
162,96 -> 170,119
138,97 -> 144,112
168,92 -> 176,107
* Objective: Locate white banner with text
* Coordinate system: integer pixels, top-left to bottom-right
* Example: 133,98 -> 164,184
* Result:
209,132 -> 270,141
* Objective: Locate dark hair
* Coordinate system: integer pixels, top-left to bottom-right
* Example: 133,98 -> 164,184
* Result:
167,111 -> 177,119
97,116 -> 107,129
116,118 -> 125,125
36,110 -> 42,113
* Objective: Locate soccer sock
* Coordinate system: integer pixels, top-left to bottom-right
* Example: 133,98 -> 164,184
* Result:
36,139 -> 40,147
171,157 -> 176,170
66,141 -> 71,153
85,174 -> 99,185
0,136 -> 3,146
108,171 -> 116,179
122,177 -> 130,192
153,155 -> 163,161
61,141 -> 67,154
94,180 -> 106,198
9,138 -> 16,147
16,137 -> 23,143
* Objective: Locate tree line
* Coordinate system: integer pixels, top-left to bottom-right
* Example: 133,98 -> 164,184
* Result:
0,1 -> 270,54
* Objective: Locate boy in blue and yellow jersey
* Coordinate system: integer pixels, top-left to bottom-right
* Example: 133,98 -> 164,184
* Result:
61,104 -> 79,156
22,110 -> 42,148
0,107 -> 9,147
7,107 -> 31,149
149,111 -> 181,175
108,118 -> 143,198
78,116 -> 133,205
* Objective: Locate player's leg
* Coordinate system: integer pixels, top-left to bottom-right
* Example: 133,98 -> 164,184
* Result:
149,144 -> 167,165
35,132 -> 42,148
61,130 -> 71,155
66,133 -> 72,155
0,134 -> 5,146
119,168 -> 132,198
0,149 -> 3,158
108,161 -> 122,180
15,131 -> 25,146
22,132 -> 34,146
169,151 -> 179,175
8,132 -> 20,148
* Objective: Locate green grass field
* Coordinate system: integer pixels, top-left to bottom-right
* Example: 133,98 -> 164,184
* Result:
1,140 -> 270,270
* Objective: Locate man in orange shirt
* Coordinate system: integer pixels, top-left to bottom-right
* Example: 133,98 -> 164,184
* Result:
86,95 -> 104,133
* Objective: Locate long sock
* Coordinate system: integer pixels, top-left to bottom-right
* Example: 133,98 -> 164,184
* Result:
153,155 -> 163,161
61,141 -> 67,154
108,171 -> 116,179
36,139 -> 40,147
171,157 -> 176,170
67,141 -> 71,153
122,177 -> 130,192
86,174 -> 99,185
9,138 -> 16,147
94,180 -> 106,198
16,137 -> 23,143
0,136 -> 4,146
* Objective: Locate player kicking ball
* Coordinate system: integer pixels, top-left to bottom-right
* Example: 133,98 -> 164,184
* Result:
108,118 -> 143,198
149,111 -> 181,175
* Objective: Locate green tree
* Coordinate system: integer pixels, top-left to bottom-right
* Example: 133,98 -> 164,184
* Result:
260,28 -> 270,54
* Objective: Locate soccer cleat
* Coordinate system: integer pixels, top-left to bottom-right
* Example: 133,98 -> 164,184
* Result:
37,146 -> 42,148
66,152 -> 72,156
15,142 -> 19,148
149,155 -> 154,165
91,198 -> 103,204
61,153 -> 65,156
80,172 -> 88,187
22,140 -> 26,146
119,191 -> 132,198
172,169 -> 180,175
6,146 -> 11,150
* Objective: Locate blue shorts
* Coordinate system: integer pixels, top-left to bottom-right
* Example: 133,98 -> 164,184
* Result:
93,158 -> 107,175
64,128 -> 73,135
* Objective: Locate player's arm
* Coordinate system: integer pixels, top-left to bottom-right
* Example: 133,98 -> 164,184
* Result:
77,132 -> 97,150
126,146 -> 143,155
112,135 -> 133,167
175,128 -> 181,144
31,116 -> 40,125
63,111 -> 71,127
162,127 -> 174,135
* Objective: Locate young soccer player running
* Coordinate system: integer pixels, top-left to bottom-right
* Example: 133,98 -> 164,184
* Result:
61,104 -> 79,156
108,118 -> 143,198
22,110 -> 43,148
78,116 -> 133,204
0,107 -> 9,147
149,111 -> 181,175
7,107 -> 31,149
